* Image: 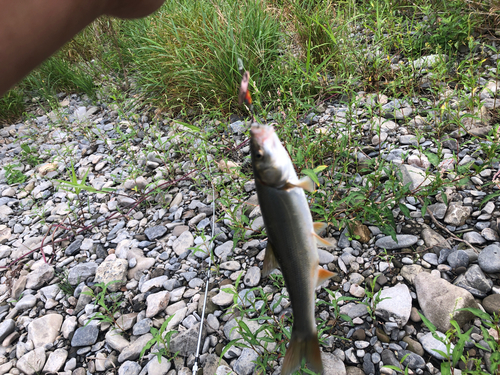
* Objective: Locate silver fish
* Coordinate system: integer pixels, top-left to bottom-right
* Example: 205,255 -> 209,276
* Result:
250,123 -> 335,375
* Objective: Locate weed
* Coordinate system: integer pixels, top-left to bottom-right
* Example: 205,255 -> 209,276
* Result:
82,281 -> 126,332
4,164 -> 27,185
55,269 -> 76,296
20,143 -> 42,168
140,314 -> 179,363
362,274 -> 390,320
0,88 -> 25,124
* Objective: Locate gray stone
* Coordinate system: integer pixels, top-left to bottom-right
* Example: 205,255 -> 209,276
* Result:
146,291 -> 170,318
412,54 -> 447,68
15,294 -> 37,310
214,241 -> 233,258
169,323 -> 206,357
375,235 -> 418,250
243,266 -> 261,287
444,204 -> 472,226
118,333 -> 153,362
68,262 -> 98,285
414,273 -> 477,332
321,352 -> 346,375
399,164 -> 434,191
422,253 -> 438,266
419,331 -> 452,360
172,230 -> 194,256
232,348 -> 258,375
421,227 -> 450,248
482,294 -> 500,315
94,258 -> 128,292
400,264 -> 423,284
26,263 -> 54,289
71,324 -> 99,347
144,226 -> 167,241
425,203 -> 447,220
482,228 -> 500,241
106,330 -> 130,352
65,239 -> 82,256
42,348 -> 68,373
0,319 -> 15,342
454,264 -> 493,297
133,318 -> 152,335
140,276 -> 169,293
118,360 -> 141,375
374,283 -> 412,328
61,316 -> 77,339
447,250 -> 469,269
143,356 -> 172,375
212,288 -> 234,307
28,314 -> 63,348
16,347 -> 46,375
478,244 -> 500,273
318,249 -> 335,264
396,349 -> 425,370
463,231 -> 486,245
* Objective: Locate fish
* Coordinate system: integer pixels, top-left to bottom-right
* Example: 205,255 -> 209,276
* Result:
250,122 -> 335,375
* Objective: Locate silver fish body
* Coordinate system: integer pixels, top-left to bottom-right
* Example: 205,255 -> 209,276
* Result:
250,123 -> 334,375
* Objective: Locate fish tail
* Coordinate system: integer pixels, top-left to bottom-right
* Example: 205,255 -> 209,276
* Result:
282,330 -> 323,375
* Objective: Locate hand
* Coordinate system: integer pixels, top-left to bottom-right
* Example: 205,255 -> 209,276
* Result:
104,0 -> 166,19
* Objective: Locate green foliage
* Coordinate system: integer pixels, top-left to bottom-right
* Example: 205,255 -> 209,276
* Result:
82,281 -> 126,332
56,161 -> 115,195
55,269 -> 76,296
20,143 -> 42,168
0,88 -> 25,124
140,315 -> 179,362
4,164 -> 27,185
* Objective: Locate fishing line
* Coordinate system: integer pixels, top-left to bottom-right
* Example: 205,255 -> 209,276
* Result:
192,126 -> 216,375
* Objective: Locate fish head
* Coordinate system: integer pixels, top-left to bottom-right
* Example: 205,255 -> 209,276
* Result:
250,124 -> 293,188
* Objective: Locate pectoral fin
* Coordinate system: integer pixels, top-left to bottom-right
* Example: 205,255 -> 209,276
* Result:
283,176 -> 315,192
262,242 -> 279,277
312,232 -> 332,247
317,267 -> 336,287
313,222 -> 327,235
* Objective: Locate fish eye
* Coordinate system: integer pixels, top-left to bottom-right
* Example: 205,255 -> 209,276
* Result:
255,150 -> 264,159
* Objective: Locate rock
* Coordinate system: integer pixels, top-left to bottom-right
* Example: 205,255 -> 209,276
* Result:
68,262 -> 97,285
143,356 -> 172,375
16,347 -> 46,375
478,244 -> 500,273
65,239 -> 83,256
106,330 -> 130,352
399,164 -> 433,191
169,322 -> 206,357
212,288 -> 234,307
482,294 -> 500,314
42,348 -> 68,373
118,333 -> 153,362
140,276 -> 170,293
400,264 -> 423,284
15,294 -> 37,310
71,324 -> 99,347
396,349 -> 425,370
374,283 -> 412,328
412,54 -> 446,68
375,235 -> 418,250
463,231 -> 486,245
425,203 -> 447,220
61,316 -> 78,339
447,250 -> 469,269
322,352 -> 347,375
443,204 -> 472,226
146,291 -> 170,318
414,273 -> 477,332
402,336 -> 424,357
26,263 -> 54,289
94,258 -> 128,292
172,230 -> 194,256
144,226 -> 168,241
243,266 -> 260,287
421,227 -> 450,248
454,264 -> 492,297
232,348 -> 259,375
0,319 -> 15,342
419,331 -> 452,360
118,361 -> 142,375
28,314 -> 63,348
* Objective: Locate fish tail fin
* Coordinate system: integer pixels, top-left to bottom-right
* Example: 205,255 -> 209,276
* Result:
282,331 -> 323,375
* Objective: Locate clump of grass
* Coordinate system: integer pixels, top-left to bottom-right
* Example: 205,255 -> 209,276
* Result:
0,88 -> 25,124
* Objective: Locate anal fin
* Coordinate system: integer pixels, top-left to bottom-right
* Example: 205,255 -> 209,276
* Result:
317,267 -> 336,287
262,242 -> 279,277
313,222 -> 327,235
312,232 -> 332,247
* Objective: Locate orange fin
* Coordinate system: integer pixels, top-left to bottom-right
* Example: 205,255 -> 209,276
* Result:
284,176 -> 315,192
282,331 -> 323,375
313,232 -> 331,247
313,222 -> 327,235
262,242 -> 279,277
316,267 -> 336,287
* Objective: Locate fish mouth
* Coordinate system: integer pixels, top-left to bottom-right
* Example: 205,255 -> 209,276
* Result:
250,124 -> 274,145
